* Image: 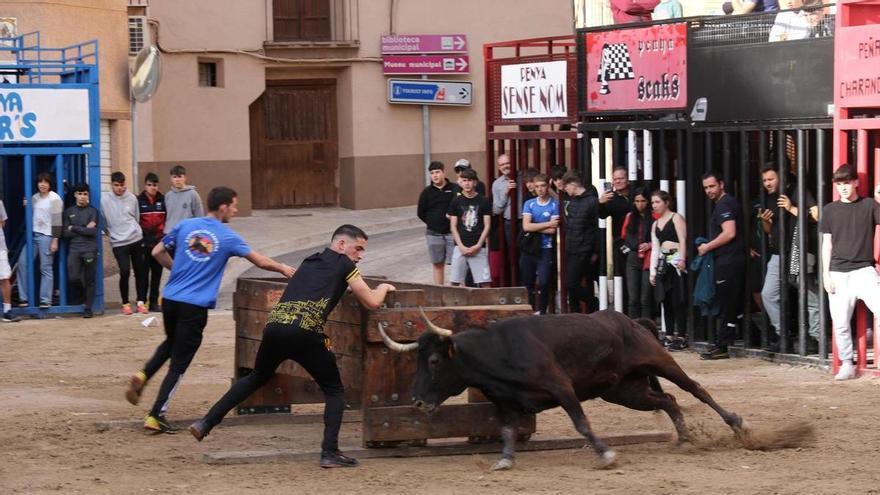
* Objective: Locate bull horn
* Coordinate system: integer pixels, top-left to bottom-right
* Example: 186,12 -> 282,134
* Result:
420,307 -> 453,337
377,322 -> 418,352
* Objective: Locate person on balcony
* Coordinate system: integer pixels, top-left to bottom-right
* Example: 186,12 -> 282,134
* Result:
609,0 -> 660,24
768,0 -> 811,41
724,0 -> 779,15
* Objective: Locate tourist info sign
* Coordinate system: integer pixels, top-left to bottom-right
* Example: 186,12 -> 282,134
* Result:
388,79 -> 472,106
381,34 -> 468,54
382,55 -> 470,75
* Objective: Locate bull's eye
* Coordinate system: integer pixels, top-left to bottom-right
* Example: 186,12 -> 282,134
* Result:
428,354 -> 440,367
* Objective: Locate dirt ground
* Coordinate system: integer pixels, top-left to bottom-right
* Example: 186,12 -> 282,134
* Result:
2,312 -> 879,495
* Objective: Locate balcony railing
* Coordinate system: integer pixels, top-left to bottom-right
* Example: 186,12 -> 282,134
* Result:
688,4 -> 835,48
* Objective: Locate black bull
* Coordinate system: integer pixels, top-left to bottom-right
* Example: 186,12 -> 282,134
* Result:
378,309 -> 746,470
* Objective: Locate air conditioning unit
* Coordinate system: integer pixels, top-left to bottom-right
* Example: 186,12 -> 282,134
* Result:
128,16 -> 151,56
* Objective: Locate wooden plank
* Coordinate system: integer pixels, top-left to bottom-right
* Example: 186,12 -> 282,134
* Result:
235,308 -> 270,340
362,403 -> 535,444
95,410 -> 363,433
235,336 -> 363,407
361,279 -> 528,307
203,431 -> 674,465
361,345 -> 418,408
380,289 -> 427,309
464,287 -> 529,306
326,292 -> 363,325
234,278 -> 286,312
364,305 -> 534,343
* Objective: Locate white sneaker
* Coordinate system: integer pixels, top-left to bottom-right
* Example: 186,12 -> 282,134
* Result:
834,362 -> 855,381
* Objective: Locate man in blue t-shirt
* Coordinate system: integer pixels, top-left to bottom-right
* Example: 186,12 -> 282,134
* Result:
125,186 -> 295,433
520,173 -> 559,314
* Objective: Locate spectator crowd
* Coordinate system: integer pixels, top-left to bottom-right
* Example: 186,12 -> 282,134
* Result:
8,165 -> 204,318
417,158 -> 880,380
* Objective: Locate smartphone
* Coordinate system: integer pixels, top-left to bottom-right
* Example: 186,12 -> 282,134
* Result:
603,182 -> 613,193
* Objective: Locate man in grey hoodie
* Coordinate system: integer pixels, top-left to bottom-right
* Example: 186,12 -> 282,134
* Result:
164,165 -> 204,234
102,172 -> 147,315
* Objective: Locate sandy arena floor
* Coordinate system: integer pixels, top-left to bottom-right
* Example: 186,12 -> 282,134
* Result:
2,312 -> 878,494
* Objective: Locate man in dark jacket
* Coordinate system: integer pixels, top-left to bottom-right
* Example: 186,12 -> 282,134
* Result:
561,171 -> 599,313
63,184 -> 99,318
138,173 -> 166,312
599,167 -> 633,313
417,161 -> 456,285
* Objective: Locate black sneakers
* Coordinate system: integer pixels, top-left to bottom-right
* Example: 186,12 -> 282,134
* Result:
320,450 -> 359,468
2,311 -> 21,322
188,419 -> 211,442
700,346 -> 729,360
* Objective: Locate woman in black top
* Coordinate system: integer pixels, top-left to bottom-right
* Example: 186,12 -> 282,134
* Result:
649,191 -> 688,345
621,188 -> 653,319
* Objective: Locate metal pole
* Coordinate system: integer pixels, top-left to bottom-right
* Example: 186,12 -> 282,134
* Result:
643,129 -> 653,181
776,129 -> 788,354
739,131 -> 751,349
24,155 -> 35,309
422,75 -> 431,187
131,99 -> 139,193
55,154 -> 67,307
796,129 -> 808,356
628,129 -> 638,181
758,131 -> 769,349
816,129 -> 827,360
598,132 -> 608,311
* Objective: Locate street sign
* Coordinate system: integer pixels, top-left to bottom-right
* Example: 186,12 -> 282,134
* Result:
388,79 -> 472,106
382,55 -> 469,75
381,34 -> 467,54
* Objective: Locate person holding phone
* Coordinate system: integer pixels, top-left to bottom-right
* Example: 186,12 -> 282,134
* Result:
599,167 -> 633,314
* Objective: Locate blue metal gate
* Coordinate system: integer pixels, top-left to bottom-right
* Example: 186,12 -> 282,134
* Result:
0,32 -> 103,316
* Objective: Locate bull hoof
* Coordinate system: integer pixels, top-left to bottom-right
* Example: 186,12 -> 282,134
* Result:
491,458 -> 514,471
596,450 -> 617,469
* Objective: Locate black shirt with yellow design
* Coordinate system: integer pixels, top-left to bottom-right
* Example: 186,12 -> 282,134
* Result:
268,248 -> 360,331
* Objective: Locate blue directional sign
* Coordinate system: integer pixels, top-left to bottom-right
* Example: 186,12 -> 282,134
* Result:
388,79 -> 472,106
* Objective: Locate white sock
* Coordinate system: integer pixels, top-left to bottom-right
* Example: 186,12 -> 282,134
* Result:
2,303 -> 10,312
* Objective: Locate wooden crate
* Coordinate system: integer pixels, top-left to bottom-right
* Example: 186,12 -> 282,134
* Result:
233,277 -> 537,447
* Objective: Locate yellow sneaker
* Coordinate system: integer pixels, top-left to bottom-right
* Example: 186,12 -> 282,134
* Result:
121,303 -> 133,315
136,302 -> 149,314
144,414 -> 179,433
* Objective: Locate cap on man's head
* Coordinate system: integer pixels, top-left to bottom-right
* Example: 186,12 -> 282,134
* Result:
454,159 -> 471,172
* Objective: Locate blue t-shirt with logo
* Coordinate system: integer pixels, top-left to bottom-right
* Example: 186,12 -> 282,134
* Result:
162,217 -> 252,308
523,197 -> 559,249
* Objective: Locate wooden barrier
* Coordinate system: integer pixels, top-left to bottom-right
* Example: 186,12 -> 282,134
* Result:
233,277 -> 536,447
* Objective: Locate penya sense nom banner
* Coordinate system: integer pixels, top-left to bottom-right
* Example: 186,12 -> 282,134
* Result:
584,22 -> 687,112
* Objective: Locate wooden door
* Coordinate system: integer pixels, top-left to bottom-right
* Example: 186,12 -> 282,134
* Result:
249,79 -> 338,208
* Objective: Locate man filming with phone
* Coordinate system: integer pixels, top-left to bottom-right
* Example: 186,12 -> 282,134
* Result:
599,167 -> 633,314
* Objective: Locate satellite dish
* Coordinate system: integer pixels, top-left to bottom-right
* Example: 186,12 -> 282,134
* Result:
131,46 -> 161,103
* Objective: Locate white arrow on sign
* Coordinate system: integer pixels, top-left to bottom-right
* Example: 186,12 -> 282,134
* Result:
454,36 -> 466,50
456,58 -> 468,72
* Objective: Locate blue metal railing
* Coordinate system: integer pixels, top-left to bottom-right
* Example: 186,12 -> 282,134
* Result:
0,32 -> 103,316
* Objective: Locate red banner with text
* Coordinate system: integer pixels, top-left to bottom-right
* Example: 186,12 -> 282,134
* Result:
585,23 -> 687,112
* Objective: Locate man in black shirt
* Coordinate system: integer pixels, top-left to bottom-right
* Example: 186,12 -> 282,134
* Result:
599,167 -> 633,314
188,225 -> 396,468
62,184 -> 99,318
820,164 -> 880,380
448,168 -> 492,287
561,171 -> 600,313
417,161 -> 456,285
756,164 -> 822,352
698,171 -> 745,360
